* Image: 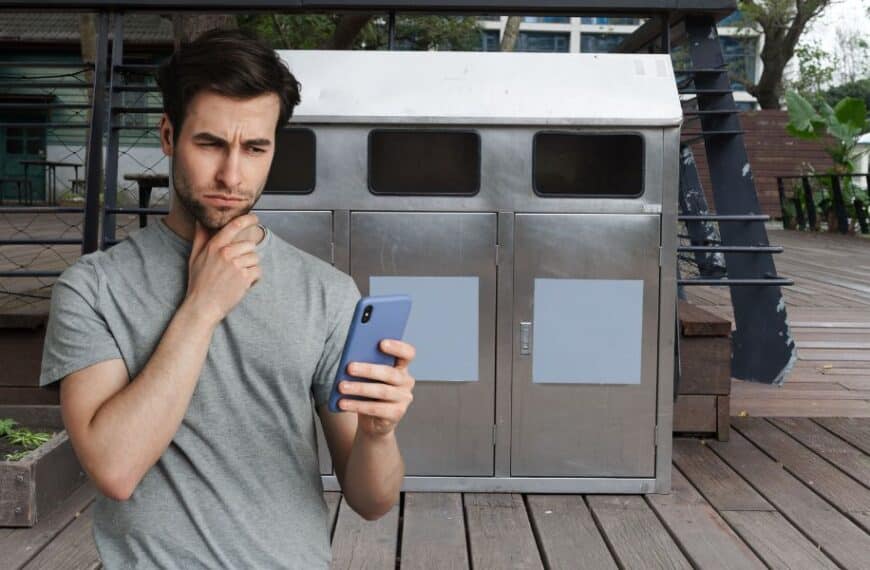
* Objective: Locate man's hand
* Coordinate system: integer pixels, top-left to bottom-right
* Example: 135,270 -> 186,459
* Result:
184,214 -> 262,324
337,339 -> 416,438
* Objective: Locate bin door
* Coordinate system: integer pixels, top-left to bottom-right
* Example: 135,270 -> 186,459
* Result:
351,212 -> 497,476
256,210 -> 333,263
512,214 -> 660,477
257,210 -> 334,476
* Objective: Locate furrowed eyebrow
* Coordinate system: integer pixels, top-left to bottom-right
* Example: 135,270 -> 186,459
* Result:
191,133 -> 271,147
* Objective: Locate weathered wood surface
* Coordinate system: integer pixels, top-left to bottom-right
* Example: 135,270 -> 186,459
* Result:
6,418 -> 868,570
684,230 -> 870,417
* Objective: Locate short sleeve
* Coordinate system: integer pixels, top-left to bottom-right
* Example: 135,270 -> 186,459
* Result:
311,274 -> 361,408
39,260 -> 124,387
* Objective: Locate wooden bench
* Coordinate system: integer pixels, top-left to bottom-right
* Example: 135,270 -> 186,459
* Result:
673,300 -> 732,441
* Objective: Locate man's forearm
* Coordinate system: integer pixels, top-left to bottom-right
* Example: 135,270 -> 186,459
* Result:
341,429 -> 404,520
86,299 -> 218,499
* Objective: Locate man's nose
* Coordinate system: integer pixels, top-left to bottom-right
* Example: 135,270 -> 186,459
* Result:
216,148 -> 242,190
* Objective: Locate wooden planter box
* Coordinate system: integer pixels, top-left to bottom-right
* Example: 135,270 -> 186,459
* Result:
673,300 -> 732,441
0,405 -> 87,527
0,314 -> 60,405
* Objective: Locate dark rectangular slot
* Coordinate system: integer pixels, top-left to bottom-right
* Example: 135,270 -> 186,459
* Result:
369,130 -> 480,196
263,128 -> 315,194
533,132 -> 644,197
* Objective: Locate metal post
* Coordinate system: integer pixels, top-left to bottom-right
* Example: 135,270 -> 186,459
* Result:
82,12 -> 109,254
793,196 -> 806,230
776,177 -> 792,229
388,11 -> 396,50
854,198 -> 869,234
831,174 -> 849,234
660,12 -> 670,53
802,176 -> 817,230
102,13 -> 124,248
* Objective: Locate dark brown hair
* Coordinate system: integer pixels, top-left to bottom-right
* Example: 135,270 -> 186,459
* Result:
156,29 -> 301,142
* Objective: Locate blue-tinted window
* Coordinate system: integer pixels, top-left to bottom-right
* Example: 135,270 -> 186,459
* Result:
476,29 -> 500,52
581,17 -> 640,25
718,10 -> 744,26
523,16 -> 570,23
721,36 -> 756,90
580,33 -> 629,53
517,32 -> 570,53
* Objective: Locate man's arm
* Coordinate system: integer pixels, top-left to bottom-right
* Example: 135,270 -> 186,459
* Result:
61,214 -> 262,501
316,339 -> 416,521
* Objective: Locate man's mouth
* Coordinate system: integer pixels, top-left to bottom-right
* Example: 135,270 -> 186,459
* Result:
204,195 -> 244,206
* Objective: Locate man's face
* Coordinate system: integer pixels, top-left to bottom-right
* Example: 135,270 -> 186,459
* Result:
159,90 -> 280,231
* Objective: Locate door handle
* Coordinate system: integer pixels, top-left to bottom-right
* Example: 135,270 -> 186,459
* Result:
519,321 -> 532,356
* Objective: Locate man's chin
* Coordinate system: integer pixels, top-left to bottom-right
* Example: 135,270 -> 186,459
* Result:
197,206 -> 252,231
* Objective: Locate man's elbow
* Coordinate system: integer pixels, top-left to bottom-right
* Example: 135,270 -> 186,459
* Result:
89,465 -> 137,501
357,503 -> 395,522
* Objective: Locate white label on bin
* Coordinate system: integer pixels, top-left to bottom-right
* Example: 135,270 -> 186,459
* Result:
532,278 -> 643,384
370,276 -> 479,382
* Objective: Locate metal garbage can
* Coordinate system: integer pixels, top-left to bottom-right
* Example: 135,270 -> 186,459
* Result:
256,50 -> 679,493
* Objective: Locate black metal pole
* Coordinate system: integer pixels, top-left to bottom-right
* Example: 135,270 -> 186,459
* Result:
831,174 -> 849,234
802,176 -> 817,230
102,12 -> 124,248
776,177 -> 792,229
82,12 -> 109,254
854,198 -> 869,234
388,11 -> 396,50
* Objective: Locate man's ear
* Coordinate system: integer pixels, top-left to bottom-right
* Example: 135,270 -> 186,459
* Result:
159,114 -> 174,156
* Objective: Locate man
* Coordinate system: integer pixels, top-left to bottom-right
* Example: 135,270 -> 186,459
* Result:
39,29 -> 416,568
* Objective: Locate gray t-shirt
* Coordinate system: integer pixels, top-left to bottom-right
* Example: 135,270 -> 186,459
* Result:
40,218 -> 360,569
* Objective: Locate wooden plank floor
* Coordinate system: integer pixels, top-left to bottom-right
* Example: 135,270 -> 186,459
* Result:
2,417 -> 868,569
683,229 -> 870,417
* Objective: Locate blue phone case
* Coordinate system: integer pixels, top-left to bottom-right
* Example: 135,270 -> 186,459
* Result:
328,294 -> 413,413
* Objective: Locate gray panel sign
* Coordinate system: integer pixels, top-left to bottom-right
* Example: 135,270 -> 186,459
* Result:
370,276 -> 480,382
532,278 -> 643,384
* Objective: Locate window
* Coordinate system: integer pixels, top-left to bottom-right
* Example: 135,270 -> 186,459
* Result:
262,128 -> 316,194
516,32 -> 570,52
580,33 -> 629,53
720,36 -> 756,90
522,16 -> 570,23
369,130 -> 480,196
581,17 -> 640,25
533,132 -> 644,197
476,29 -> 500,52
718,10 -> 744,27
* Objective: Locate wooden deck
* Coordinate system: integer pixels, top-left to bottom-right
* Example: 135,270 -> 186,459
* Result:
1,417 -> 868,569
3,219 -> 870,567
684,229 -> 870,417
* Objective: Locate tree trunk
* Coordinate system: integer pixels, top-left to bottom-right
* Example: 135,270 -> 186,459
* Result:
320,15 -> 372,50
500,16 -> 522,51
749,0 -> 830,109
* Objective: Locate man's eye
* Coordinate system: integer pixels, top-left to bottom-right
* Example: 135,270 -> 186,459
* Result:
249,147 -> 266,154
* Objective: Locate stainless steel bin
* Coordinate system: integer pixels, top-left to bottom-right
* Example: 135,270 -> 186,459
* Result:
255,50 -> 680,493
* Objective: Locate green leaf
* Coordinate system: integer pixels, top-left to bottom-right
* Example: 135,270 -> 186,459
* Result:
0,418 -> 18,437
833,97 -> 867,131
786,90 -> 824,138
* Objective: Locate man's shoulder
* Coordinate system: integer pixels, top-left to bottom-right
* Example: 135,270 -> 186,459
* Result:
269,233 -> 357,293
57,226 -> 159,289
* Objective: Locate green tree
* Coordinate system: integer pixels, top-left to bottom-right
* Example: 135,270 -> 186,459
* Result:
788,40 -> 836,103
825,78 -> 870,112
238,14 -> 482,51
736,0 -> 832,109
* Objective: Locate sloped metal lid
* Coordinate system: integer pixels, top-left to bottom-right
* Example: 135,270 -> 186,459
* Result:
282,50 -> 683,126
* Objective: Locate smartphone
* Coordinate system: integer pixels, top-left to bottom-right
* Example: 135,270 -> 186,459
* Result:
328,294 -> 413,414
